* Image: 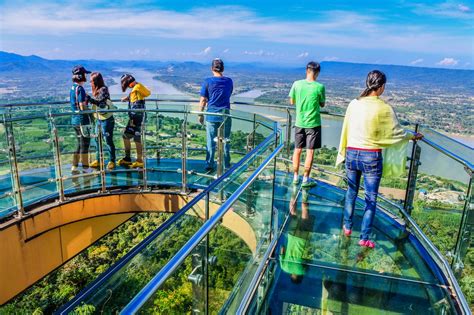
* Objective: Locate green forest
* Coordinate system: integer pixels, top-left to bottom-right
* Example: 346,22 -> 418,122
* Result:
0,212 -> 252,314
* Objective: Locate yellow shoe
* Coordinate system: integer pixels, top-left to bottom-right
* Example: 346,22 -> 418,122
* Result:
107,161 -> 115,170
90,160 -> 100,168
131,161 -> 144,168
118,158 -> 132,166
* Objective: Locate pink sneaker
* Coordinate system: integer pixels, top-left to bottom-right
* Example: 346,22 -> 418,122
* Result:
343,226 -> 352,237
358,239 -> 375,248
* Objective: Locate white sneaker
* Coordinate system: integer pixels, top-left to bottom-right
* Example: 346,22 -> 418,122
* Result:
71,165 -> 80,174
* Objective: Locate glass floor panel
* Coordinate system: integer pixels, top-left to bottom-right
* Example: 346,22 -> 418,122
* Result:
255,258 -> 456,314
283,182 -> 443,284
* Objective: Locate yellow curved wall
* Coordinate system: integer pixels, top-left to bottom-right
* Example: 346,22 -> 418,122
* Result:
0,192 -> 257,305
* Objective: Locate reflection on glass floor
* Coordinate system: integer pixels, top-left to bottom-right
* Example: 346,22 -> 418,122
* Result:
250,181 -> 457,314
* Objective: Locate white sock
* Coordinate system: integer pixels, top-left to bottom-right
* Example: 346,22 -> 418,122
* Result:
303,176 -> 308,182
293,173 -> 299,181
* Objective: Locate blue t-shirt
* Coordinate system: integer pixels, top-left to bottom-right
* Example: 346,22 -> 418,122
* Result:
200,76 -> 233,122
70,83 -> 90,125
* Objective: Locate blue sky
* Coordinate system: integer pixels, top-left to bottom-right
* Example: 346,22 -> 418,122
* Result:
0,0 -> 472,69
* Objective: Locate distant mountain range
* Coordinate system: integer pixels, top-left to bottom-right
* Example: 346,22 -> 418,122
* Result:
1,50 -> 472,83
1,51 -> 473,97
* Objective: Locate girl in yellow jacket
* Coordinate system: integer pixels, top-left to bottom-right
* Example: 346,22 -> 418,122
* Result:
336,70 -> 422,248
118,74 -> 151,168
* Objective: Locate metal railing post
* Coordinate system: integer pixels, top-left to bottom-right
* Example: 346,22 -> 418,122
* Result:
285,109 -> 292,159
252,113 -> 257,150
96,121 -> 106,193
204,192 -> 210,315
452,171 -> 473,277
140,112 -> 148,190
269,123 -> 279,240
4,116 -> 24,217
181,114 -> 188,193
216,118 -> 225,178
404,124 -> 421,214
49,114 -> 65,202
155,100 -> 161,163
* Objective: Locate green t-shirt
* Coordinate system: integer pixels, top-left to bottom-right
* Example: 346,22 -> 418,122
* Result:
279,233 -> 306,275
289,79 -> 325,128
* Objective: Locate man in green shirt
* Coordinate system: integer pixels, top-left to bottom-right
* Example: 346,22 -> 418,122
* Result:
289,61 -> 326,187
279,191 -> 313,283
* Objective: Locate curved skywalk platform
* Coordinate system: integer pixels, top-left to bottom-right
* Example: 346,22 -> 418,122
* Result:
0,100 -> 471,314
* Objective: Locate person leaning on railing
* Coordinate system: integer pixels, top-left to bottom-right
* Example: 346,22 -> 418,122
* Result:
336,70 -> 423,249
117,74 -> 151,169
70,65 -> 93,174
198,58 -> 233,171
87,72 -> 116,170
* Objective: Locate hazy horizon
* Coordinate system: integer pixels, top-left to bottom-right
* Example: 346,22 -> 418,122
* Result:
2,50 -> 473,72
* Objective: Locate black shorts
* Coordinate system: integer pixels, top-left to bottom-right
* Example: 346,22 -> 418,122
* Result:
123,114 -> 144,140
295,126 -> 321,149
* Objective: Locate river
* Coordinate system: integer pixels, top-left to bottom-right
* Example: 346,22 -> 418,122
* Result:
109,68 -> 185,97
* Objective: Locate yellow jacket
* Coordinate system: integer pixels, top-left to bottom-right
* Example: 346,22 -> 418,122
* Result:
130,83 -> 151,103
336,96 -> 413,176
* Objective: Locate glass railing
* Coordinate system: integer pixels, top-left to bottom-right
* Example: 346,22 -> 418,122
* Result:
0,101 -> 274,220
1,98 -> 472,313
230,101 -> 472,314
117,137 -> 283,314
57,130 -> 280,314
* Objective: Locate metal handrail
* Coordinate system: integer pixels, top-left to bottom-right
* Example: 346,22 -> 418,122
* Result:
420,137 -> 474,171
57,132 -> 278,314
120,142 -> 284,314
419,125 -> 474,150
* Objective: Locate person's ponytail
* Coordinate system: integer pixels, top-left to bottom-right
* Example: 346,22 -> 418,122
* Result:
359,70 -> 386,98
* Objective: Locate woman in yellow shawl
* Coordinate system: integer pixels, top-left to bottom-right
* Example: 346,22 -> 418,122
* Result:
336,70 -> 422,248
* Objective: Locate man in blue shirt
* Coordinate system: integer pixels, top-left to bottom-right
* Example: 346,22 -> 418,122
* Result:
199,58 -> 233,171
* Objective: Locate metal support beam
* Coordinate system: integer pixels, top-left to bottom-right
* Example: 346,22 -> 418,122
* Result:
155,100 -> 161,163
181,114 -> 188,193
285,108 -> 292,159
452,171 -> 473,277
216,118 -> 225,178
96,121 -> 106,193
142,114 -> 148,190
49,114 -> 65,202
404,125 -> 421,214
4,116 -> 24,217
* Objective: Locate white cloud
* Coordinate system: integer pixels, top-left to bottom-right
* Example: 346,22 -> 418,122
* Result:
201,46 -> 212,55
243,50 -> 274,56
411,1 -> 473,19
410,58 -> 424,65
297,52 -> 309,58
0,3 -> 471,57
458,4 -> 471,12
129,48 -> 150,56
322,56 -> 338,61
436,57 -> 459,66
222,48 -> 230,53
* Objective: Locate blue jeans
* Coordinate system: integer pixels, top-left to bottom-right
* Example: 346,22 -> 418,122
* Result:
343,149 -> 383,240
95,117 -> 116,163
206,118 -> 231,169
